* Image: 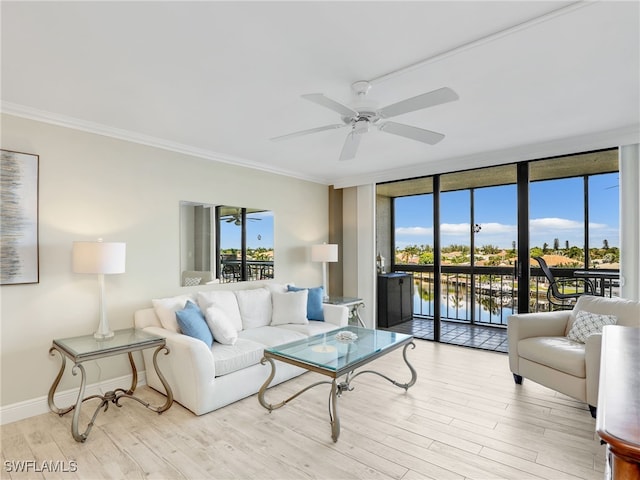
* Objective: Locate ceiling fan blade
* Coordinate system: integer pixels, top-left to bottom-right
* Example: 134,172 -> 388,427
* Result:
270,123 -> 346,141
379,121 -> 445,145
339,131 -> 362,161
301,93 -> 358,118
378,87 -> 459,119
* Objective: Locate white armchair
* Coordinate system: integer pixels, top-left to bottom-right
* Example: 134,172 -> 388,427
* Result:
508,295 -> 640,417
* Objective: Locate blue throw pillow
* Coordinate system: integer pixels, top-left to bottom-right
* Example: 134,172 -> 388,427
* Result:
175,300 -> 214,347
287,285 -> 324,321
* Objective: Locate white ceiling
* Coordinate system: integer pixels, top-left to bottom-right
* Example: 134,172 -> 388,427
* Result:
2,1 -> 639,188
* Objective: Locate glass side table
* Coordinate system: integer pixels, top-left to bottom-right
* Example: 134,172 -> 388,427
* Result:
324,297 -> 366,327
48,328 -> 173,442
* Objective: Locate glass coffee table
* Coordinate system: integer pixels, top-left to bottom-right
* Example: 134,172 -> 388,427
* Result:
258,326 -> 416,442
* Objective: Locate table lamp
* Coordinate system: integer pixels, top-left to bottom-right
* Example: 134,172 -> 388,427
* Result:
311,243 -> 338,300
72,239 -> 126,340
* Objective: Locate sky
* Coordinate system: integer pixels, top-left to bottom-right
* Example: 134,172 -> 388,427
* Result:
394,172 -> 619,251
220,210 -> 274,250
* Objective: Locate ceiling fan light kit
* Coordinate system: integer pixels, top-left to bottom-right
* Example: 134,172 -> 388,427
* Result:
272,80 -> 459,161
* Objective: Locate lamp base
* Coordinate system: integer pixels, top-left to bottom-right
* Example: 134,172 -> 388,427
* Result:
94,330 -> 115,341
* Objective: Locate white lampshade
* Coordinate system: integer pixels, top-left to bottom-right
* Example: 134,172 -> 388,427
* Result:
72,241 -> 126,274
311,244 -> 338,263
72,240 -> 126,340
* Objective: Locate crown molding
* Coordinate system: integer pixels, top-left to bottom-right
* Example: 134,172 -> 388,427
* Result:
1,102 -> 331,185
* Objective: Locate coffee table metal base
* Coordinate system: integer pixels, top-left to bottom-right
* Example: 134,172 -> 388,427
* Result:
258,341 -> 416,442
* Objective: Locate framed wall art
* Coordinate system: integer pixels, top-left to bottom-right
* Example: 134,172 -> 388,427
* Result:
1,149 -> 39,285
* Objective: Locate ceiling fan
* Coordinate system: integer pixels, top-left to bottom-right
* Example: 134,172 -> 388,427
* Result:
271,81 -> 459,161
222,208 -> 262,226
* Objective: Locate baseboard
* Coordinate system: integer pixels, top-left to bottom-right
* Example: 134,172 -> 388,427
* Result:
0,371 -> 147,425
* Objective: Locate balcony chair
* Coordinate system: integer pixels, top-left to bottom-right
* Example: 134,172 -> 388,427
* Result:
533,256 -> 595,310
508,295 -> 640,418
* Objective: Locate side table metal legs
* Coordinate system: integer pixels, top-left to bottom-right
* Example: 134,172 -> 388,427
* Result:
48,345 -> 173,442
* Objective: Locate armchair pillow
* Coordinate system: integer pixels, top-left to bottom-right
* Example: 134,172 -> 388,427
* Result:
271,290 -> 309,326
183,276 -> 202,287
566,310 -> 617,343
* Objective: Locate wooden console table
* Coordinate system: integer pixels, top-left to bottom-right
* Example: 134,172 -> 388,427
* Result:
596,325 -> 640,479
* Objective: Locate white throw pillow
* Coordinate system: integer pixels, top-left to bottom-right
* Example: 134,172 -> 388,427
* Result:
271,290 -> 309,326
265,283 -> 290,294
234,287 -> 272,330
566,310 -> 617,343
204,306 -> 238,345
152,294 -> 195,332
196,290 -> 243,332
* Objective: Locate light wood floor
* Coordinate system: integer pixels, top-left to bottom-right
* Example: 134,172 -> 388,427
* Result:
1,340 -> 606,480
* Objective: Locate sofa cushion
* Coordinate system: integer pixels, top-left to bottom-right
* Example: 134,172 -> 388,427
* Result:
271,290 -> 309,326
152,294 -> 195,332
518,336 -> 586,377
278,320 -> 341,337
211,338 -> 265,377
566,310 -> 617,343
238,325 -> 305,347
176,301 -> 213,347
197,290 -> 243,332
288,285 -> 324,321
235,287 -> 272,329
204,305 -> 238,345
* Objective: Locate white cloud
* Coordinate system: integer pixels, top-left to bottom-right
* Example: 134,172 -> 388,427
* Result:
395,219 -> 615,249
395,226 -> 433,236
530,217 -> 582,230
475,222 -> 517,234
441,223 -> 469,235
588,222 -> 607,229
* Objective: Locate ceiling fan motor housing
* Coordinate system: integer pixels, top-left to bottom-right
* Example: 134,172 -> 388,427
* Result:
353,117 -> 371,134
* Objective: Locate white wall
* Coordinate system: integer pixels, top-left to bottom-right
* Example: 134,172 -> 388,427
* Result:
0,114 -> 329,409
342,185 -> 376,327
620,144 -> 640,301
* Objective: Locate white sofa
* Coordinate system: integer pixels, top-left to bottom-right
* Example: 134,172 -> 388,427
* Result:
508,295 -> 640,417
134,284 -> 348,415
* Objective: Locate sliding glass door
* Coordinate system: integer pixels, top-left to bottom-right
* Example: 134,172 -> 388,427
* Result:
378,148 -> 620,345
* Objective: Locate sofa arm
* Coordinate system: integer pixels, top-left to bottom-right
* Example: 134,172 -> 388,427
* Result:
507,310 -> 571,375
140,326 -> 216,412
585,333 -> 603,407
323,303 -> 349,327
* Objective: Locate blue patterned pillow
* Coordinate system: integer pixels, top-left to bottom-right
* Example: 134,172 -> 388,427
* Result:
176,300 -> 214,347
287,285 -> 324,321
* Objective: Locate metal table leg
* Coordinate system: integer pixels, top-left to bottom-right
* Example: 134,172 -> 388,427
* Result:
48,344 -> 173,442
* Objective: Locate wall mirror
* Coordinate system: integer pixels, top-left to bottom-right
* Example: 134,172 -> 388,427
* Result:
180,202 -> 274,286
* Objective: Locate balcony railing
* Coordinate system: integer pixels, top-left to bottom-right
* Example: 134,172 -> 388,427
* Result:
393,264 -> 620,327
220,260 -> 274,283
